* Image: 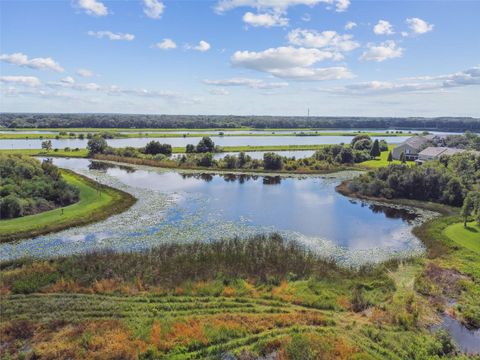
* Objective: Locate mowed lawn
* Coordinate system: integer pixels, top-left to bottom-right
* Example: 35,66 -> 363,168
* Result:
444,221 -> 480,254
0,171 -> 134,242
360,145 -> 415,168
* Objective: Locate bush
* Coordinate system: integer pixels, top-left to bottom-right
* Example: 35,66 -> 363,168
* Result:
263,152 -> 283,170
144,141 -> 172,156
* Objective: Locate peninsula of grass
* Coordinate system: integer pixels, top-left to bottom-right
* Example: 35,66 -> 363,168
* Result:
0,169 -> 136,243
444,221 -> 480,255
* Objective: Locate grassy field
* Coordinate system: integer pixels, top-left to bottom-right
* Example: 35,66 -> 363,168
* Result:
0,170 -> 136,243
444,221 -> 480,255
0,234 -> 464,360
0,145 -> 330,157
0,131 -> 414,140
359,145 -> 414,168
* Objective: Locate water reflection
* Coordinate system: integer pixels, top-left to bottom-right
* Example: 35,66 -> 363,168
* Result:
0,158 -> 431,265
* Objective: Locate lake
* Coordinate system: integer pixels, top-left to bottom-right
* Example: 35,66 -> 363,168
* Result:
0,158 -> 434,265
0,135 -> 412,149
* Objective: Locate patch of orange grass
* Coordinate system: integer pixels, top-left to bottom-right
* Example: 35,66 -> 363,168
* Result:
336,296 -> 351,310
45,278 -> 83,293
159,320 -> 208,350
271,281 -> 299,303
174,287 -> 184,296
222,286 -> 236,297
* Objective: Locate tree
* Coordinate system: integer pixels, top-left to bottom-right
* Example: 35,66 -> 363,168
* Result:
387,151 -> 393,162
185,144 -> 195,153
196,137 -> 215,153
353,138 -> 372,151
144,141 -> 172,155
41,140 -> 52,152
87,136 -> 108,156
400,152 -> 406,164
351,134 -> 372,147
263,153 -> 283,170
462,192 -> 480,227
370,139 -> 381,158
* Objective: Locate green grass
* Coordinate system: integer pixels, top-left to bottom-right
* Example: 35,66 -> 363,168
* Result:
0,170 -> 136,243
360,145 -> 415,168
0,148 -> 88,157
444,221 -> 480,255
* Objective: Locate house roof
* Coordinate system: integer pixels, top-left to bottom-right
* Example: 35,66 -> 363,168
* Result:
418,147 -> 448,157
418,147 -> 472,158
401,136 -> 430,150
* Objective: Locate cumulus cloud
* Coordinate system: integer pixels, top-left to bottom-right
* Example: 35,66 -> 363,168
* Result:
231,46 -> 353,81
76,68 -> 94,77
0,75 -> 41,87
243,12 -> 288,27
373,20 -> 394,35
406,17 -> 434,34
0,52 -> 64,72
344,21 -> 357,30
186,40 -> 211,52
321,65 -> 480,95
88,31 -> 135,41
360,41 -> 403,62
215,0 -> 350,14
203,77 -> 288,89
287,29 -> 359,52
76,0 -> 108,16
143,0 -> 165,19
154,38 -> 177,50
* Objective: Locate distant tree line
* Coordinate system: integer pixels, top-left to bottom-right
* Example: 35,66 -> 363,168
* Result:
0,155 -> 79,219
1,113 -> 480,131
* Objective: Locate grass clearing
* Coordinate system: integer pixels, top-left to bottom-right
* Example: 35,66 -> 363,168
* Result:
359,145 -> 415,168
0,170 -> 136,243
444,221 -> 480,255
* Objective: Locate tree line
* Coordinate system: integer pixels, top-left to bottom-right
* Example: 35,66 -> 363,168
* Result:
2,113 -> 480,131
0,155 -> 79,219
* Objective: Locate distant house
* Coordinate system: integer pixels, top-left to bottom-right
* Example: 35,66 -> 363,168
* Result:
391,136 -> 430,161
416,146 -> 476,164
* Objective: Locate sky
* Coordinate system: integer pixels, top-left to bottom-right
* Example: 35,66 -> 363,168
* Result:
0,0 -> 479,117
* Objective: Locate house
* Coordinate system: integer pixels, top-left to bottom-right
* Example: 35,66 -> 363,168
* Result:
415,146 -> 476,164
391,136 -> 430,161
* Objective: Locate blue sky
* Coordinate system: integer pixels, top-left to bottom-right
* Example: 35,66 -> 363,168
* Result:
0,0 -> 479,116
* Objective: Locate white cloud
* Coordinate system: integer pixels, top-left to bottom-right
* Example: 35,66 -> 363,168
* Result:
143,0 -> 165,19
345,21 -> 357,30
154,38 -> 177,50
0,76 -> 41,87
186,40 -> 211,52
360,41 -> 403,62
88,31 -> 135,41
231,46 -> 353,80
243,12 -> 288,27
203,77 -> 288,89
76,68 -> 94,77
287,29 -> 359,52
208,88 -> 230,95
76,0 -> 108,16
373,20 -> 394,35
406,17 -> 434,34
322,65 -> 480,96
0,52 -> 64,72
215,0 -> 350,14
60,76 -> 76,85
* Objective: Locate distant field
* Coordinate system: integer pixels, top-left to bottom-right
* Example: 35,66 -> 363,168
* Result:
0,130 -> 414,139
0,170 -> 135,243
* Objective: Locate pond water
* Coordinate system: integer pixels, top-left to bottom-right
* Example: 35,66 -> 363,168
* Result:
0,158 -> 434,265
433,315 -> 480,354
0,135 -> 412,149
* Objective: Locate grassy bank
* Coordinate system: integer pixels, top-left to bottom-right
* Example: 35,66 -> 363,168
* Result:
444,221 -> 480,255
0,170 -> 136,243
